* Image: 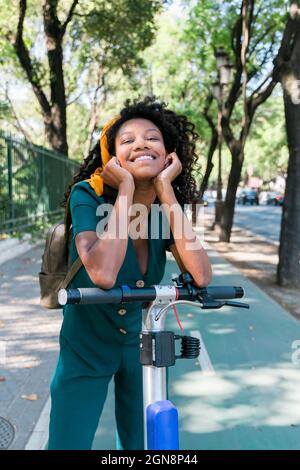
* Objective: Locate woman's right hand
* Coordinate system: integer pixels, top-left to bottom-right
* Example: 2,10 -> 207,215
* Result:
101,157 -> 134,190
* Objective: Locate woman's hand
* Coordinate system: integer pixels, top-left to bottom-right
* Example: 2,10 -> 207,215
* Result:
153,152 -> 182,197
102,157 -> 134,190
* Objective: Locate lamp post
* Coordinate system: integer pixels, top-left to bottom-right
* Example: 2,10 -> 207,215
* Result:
212,49 -> 232,228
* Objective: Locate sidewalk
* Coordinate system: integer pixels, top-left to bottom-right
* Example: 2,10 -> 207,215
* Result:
1,235 -> 300,450
203,210 -> 300,319
0,243 -> 62,450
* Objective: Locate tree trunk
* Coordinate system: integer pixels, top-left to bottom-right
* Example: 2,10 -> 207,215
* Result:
42,38 -> 68,209
192,153 -> 215,226
193,132 -> 217,226
199,160 -> 214,198
192,133 -> 217,226
199,131 -> 218,198
199,95 -> 218,198
277,89 -> 300,287
43,1 -> 68,156
44,42 -> 68,156
192,95 -> 218,227
9,0 -> 79,156
219,147 -> 243,242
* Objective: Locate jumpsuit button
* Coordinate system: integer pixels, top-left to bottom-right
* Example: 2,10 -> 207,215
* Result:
119,328 -> 127,335
136,280 -> 145,288
118,308 -> 127,315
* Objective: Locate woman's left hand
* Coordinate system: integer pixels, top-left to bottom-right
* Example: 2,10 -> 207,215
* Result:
153,152 -> 182,196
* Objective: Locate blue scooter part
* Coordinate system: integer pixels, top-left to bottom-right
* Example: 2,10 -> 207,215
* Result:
147,400 -> 179,450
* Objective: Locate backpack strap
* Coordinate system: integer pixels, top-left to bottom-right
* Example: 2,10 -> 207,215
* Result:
58,194 -> 85,291
60,256 -> 83,290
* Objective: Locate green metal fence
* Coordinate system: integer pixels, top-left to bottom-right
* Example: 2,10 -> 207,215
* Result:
0,131 -> 80,234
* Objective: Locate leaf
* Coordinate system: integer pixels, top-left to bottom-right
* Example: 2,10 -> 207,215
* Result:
21,393 -> 38,401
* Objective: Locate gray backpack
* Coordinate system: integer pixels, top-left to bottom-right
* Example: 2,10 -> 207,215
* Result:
39,221 -> 82,309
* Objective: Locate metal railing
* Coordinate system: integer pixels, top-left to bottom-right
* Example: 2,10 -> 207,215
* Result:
0,131 -> 80,234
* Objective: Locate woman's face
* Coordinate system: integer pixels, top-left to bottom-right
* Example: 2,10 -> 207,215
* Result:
114,118 -> 168,180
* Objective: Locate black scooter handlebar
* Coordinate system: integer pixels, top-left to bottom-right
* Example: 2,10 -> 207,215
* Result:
58,285 -> 245,306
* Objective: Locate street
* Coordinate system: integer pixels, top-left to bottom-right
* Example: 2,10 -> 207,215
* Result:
206,205 -> 282,243
233,205 -> 282,243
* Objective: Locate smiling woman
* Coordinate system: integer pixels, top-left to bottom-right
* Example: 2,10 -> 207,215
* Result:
48,96 -> 212,450
113,117 -> 169,180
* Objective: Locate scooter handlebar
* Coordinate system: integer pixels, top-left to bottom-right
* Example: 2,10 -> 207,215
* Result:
58,285 -> 245,306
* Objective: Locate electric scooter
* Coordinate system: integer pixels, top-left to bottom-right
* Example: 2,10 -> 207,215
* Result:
58,272 -> 249,450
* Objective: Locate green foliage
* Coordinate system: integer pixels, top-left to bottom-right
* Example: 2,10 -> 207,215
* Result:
0,0 -> 163,153
181,0 -> 287,81
67,101 -> 90,160
205,95 -> 288,184
0,0 -> 289,186
71,0 -> 163,74
0,100 -> 10,119
0,0 -> 44,80
175,0 -> 289,185
136,9 -> 213,150
244,94 -> 288,180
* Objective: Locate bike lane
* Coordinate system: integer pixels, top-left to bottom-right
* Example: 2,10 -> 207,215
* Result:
162,247 -> 300,450
92,245 -> 300,450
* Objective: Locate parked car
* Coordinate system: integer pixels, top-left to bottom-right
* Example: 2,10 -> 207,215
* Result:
274,194 -> 284,206
237,189 -> 259,205
266,192 -> 284,206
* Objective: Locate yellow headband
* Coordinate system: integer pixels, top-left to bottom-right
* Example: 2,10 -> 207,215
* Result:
85,115 -> 120,196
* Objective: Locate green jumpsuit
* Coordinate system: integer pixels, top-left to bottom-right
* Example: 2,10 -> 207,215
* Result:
48,181 -> 174,450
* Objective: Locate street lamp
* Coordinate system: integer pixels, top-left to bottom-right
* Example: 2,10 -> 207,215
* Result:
212,49 -> 233,228
215,48 -> 229,68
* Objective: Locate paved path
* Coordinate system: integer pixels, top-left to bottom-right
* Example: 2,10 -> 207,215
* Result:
206,205 -> 282,243
233,205 -> 282,243
0,244 -> 62,450
1,240 -> 300,450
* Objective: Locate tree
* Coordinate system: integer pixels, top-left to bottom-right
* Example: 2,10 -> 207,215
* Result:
275,0 -> 300,287
2,0 -> 163,155
180,0 -> 287,240
136,5 -> 218,203
5,0 -> 79,155
216,0 -> 286,241
244,96 -> 288,182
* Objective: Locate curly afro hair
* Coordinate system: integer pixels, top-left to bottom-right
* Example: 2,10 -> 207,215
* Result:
61,96 -> 201,235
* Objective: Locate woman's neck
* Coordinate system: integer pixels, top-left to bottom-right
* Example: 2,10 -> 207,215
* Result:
133,180 -> 157,212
